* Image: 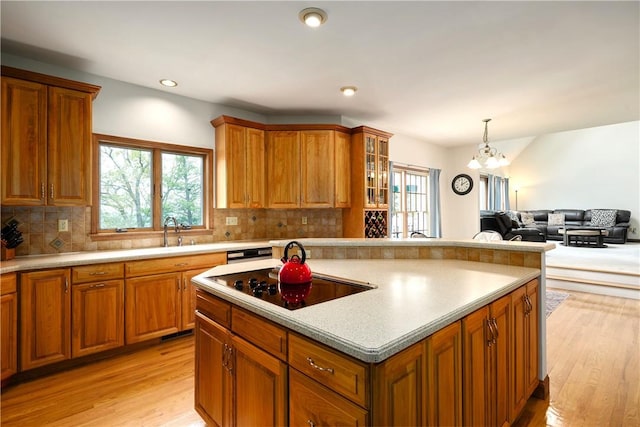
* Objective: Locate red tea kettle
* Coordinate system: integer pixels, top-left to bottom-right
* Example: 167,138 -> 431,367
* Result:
278,241 -> 312,305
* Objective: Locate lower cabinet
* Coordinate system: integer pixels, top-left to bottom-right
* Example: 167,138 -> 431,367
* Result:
194,309 -> 287,427
71,263 -> 125,358
20,269 -> 71,370
511,279 -> 539,421
125,254 -> 226,344
463,294 -> 511,427
1,273 -> 18,380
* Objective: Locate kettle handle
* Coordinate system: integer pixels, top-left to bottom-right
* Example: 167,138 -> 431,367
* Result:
283,241 -> 306,265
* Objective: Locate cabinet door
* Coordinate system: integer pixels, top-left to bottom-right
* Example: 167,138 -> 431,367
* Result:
1,292 -> 18,380
511,284 -> 533,421
245,127 -> 266,208
232,335 -> 288,427
181,268 -> 209,331
427,321 -> 462,427
20,269 -> 71,370
72,279 -> 124,358
463,306 -> 489,427
290,369 -> 368,427
195,311 -> 232,427
364,134 -> 378,208
267,131 -> 300,208
225,124 -> 249,208
376,136 -> 389,208
372,341 -> 425,426
125,273 -> 180,343
491,295 -> 511,427
1,77 -> 47,205
47,86 -> 92,206
525,281 -> 539,397
334,131 -> 351,208
301,130 -> 334,208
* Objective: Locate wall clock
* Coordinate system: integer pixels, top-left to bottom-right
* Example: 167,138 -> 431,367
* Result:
452,173 -> 473,195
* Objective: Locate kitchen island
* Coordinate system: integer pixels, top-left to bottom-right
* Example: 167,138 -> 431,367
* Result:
192,238 -> 553,426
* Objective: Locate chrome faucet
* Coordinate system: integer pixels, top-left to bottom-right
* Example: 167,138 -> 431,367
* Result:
163,216 -> 179,247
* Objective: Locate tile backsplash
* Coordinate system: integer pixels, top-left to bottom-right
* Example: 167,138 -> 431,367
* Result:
1,206 -> 342,256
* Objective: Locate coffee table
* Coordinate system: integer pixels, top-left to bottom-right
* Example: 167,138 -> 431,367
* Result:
558,228 -> 609,248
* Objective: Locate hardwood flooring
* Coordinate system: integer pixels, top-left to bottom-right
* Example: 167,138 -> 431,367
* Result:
1,291 -> 638,426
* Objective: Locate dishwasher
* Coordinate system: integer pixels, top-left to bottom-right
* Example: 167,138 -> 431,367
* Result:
226,247 -> 273,264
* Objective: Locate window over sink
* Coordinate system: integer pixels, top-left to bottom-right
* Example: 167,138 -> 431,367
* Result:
92,134 -> 213,234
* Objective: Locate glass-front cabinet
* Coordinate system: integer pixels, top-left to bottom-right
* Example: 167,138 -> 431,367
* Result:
343,127 -> 393,238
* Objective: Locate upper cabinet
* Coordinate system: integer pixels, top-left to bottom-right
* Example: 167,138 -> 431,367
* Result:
1,66 -> 101,206
343,127 -> 393,238
212,116 -> 266,208
213,116 -> 351,209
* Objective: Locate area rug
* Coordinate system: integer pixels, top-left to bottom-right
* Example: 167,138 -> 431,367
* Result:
546,290 -> 570,317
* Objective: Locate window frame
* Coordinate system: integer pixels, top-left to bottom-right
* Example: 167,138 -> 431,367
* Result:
91,134 -> 214,238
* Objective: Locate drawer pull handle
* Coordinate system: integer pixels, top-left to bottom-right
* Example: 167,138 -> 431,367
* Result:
91,283 -> 106,288
89,271 -> 107,276
307,420 -> 316,427
306,357 -> 334,374
174,262 -> 189,267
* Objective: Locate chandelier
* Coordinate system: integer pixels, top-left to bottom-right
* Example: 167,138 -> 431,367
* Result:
467,118 -> 509,169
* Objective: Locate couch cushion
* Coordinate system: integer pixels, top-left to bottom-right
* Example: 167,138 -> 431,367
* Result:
553,209 -> 585,222
494,213 -> 513,235
590,209 -> 618,227
521,212 -> 535,225
548,213 -> 565,226
506,210 -> 523,227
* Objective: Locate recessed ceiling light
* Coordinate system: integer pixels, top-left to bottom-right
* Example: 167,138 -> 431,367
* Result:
340,86 -> 357,97
299,7 -> 327,28
159,79 -> 178,87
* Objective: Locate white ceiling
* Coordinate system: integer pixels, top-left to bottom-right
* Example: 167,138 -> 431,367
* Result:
1,1 -> 638,146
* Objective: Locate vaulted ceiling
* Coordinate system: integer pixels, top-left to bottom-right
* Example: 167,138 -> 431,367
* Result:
2,1 -> 638,146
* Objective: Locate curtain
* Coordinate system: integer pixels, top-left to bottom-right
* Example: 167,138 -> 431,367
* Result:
429,168 -> 442,237
487,174 -> 506,211
504,177 -> 510,211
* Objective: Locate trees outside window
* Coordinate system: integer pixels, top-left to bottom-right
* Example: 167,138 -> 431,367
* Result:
93,135 -> 211,233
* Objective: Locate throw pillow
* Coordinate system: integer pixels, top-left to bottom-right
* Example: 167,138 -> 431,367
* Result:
591,209 -> 617,227
548,213 -> 565,226
521,212 -> 535,225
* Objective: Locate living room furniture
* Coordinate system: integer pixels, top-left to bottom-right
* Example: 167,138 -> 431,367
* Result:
559,228 -> 609,248
480,212 -> 545,242
481,209 -> 631,244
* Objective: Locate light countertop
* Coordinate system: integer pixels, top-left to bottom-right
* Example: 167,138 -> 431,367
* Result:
193,257 -> 541,363
0,241 -> 271,274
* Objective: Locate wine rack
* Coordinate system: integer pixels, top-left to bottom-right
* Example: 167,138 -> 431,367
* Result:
364,210 -> 388,238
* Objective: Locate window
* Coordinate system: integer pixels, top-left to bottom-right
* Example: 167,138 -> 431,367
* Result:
92,134 -> 213,234
479,174 -> 509,211
391,165 -> 430,238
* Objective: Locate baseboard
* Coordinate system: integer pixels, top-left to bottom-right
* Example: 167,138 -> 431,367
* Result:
533,375 -> 550,400
547,277 -> 640,300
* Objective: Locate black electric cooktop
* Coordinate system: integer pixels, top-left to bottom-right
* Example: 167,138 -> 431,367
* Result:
209,267 -> 371,310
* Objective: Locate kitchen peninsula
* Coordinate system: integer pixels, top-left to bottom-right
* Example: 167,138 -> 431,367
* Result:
192,238 -> 554,426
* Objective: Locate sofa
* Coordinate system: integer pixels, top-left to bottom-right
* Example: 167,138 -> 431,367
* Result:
480,211 -> 545,242
481,209 -> 631,244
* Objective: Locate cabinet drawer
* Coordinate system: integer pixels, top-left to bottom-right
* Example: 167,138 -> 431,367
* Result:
195,289 -> 231,329
1,273 -> 17,295
290,369 -> 368,426
126,253 -> 226,277
72,263 -> 124,283
289,333 -> 369,407
231,307 -> 287,361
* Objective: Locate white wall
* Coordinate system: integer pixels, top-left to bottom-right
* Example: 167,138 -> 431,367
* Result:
505,121 -> 640,239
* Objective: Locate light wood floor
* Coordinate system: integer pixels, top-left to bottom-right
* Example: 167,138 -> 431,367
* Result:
1,291 -> 638,426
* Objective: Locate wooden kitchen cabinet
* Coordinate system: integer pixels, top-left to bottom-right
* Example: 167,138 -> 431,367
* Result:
463,294 -> 511,427
267,130 -> 301,208
212,117 -> 266,208
511,279 -> 539,422
372,341 -> 426,426
125,253 -> 226,343
195,299 -> 287,427
343,126 -> 393,237
300,130 -> 335,208
1,273 -> 18,380
334,130 -> 352,208
20,268 -> 71,370
426,320 -> 463,427
71,263 -> 125,358
1,67 -> 100,206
